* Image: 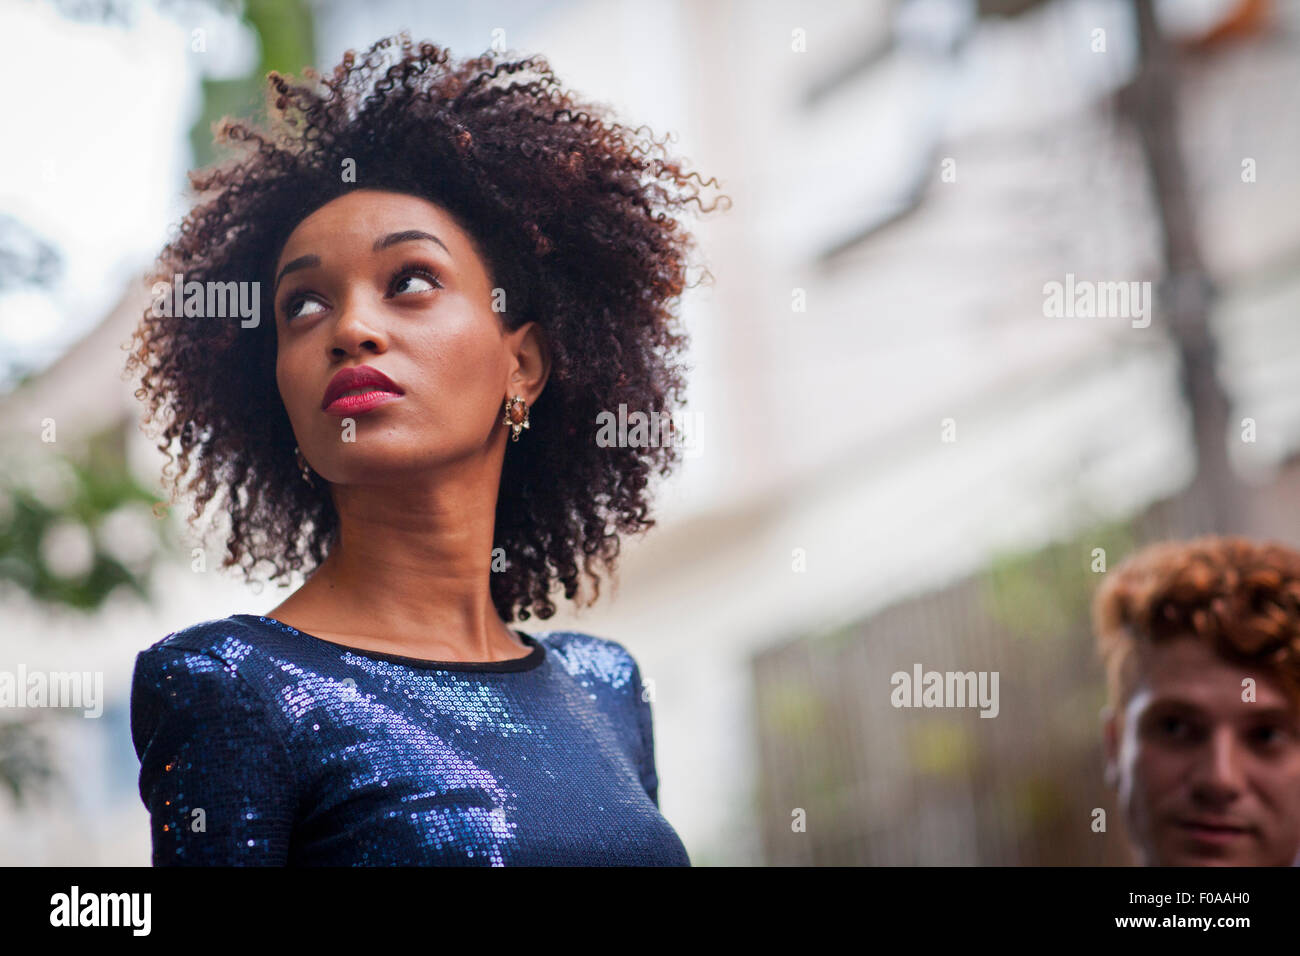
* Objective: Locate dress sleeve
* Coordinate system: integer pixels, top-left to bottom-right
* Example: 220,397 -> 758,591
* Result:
130,644 -> 298,865
628,657 -> 662,808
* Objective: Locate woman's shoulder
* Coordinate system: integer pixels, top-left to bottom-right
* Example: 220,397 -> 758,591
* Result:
130,614 -> 299,701
538,629 -> 646,692
129,617 -> 302,829
136,613 -> 287,664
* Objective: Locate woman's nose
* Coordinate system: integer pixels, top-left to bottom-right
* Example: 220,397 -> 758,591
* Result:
328,294 -> 389,357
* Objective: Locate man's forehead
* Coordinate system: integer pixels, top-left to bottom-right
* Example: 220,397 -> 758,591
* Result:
1127,638 -> 1294,713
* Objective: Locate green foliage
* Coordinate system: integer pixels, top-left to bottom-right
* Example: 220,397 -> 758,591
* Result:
188,0 -> 317,168
908,719 -> 976,777
761,678 -> 825,742
980,521 -> 1138,642
0,434 -> 169,610
0,720 -> 53,808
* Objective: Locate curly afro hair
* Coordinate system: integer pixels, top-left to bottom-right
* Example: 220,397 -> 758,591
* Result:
125,33 -> 729,622
1092,535 -> 1300,710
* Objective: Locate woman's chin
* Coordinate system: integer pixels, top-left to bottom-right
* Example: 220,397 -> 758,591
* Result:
311,453 -> 456,486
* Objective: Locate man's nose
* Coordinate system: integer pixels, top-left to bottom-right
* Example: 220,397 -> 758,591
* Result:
1189,727 -> 1245,805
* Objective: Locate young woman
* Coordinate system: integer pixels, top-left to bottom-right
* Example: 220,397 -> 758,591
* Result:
125,34 -> 726,865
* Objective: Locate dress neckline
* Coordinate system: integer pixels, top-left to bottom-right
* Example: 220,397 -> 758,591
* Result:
233,614 -> 546,673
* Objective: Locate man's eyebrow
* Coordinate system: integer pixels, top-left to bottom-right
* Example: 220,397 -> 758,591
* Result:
1241,704 -> 1300,721
374,231 -> 450,255
1141,697 -> 1300,723
273,254 -> 321,294
1141,697 -> 1204,714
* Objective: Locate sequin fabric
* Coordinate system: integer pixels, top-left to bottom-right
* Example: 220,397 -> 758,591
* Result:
129,614 -> 690,866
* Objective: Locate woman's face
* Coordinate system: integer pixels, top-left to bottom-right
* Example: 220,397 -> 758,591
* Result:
272,189 -> 538,486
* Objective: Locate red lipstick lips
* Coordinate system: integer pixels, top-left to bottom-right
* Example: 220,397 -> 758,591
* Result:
321,365 -> 404,416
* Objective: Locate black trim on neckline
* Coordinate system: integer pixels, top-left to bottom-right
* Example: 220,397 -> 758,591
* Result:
233,614 -> 546,672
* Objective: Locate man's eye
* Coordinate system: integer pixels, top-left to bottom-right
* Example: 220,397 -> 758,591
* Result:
1249,724 -> 1286,747
1158,715 -> 1190,738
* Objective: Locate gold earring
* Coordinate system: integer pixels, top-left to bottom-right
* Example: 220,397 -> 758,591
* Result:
294,445 -> 316,486
502,395 -> 530,442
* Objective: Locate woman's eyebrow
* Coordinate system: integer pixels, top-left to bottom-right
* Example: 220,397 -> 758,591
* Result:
274,254 -> 320,293
273,232 -> 451,294
374,230 -> 450,255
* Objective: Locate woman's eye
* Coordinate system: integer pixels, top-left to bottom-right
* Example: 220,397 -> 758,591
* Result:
286,297 -> 326,319
390,267 -> 441,296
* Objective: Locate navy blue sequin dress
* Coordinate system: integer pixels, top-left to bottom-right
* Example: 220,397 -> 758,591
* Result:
129,614 -> 690,866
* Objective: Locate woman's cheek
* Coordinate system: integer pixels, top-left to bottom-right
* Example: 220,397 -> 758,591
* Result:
278,356 -> 314,429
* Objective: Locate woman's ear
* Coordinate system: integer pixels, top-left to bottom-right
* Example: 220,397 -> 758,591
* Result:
507,320 -> 551,400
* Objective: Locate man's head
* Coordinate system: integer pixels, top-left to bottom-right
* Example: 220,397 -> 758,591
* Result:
1092,536 -> 1300,866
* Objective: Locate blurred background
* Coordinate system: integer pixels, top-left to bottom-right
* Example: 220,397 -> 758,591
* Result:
1,0 -> 1297,866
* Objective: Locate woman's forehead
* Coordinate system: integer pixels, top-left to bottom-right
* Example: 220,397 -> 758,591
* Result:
279,190 -> 462,251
